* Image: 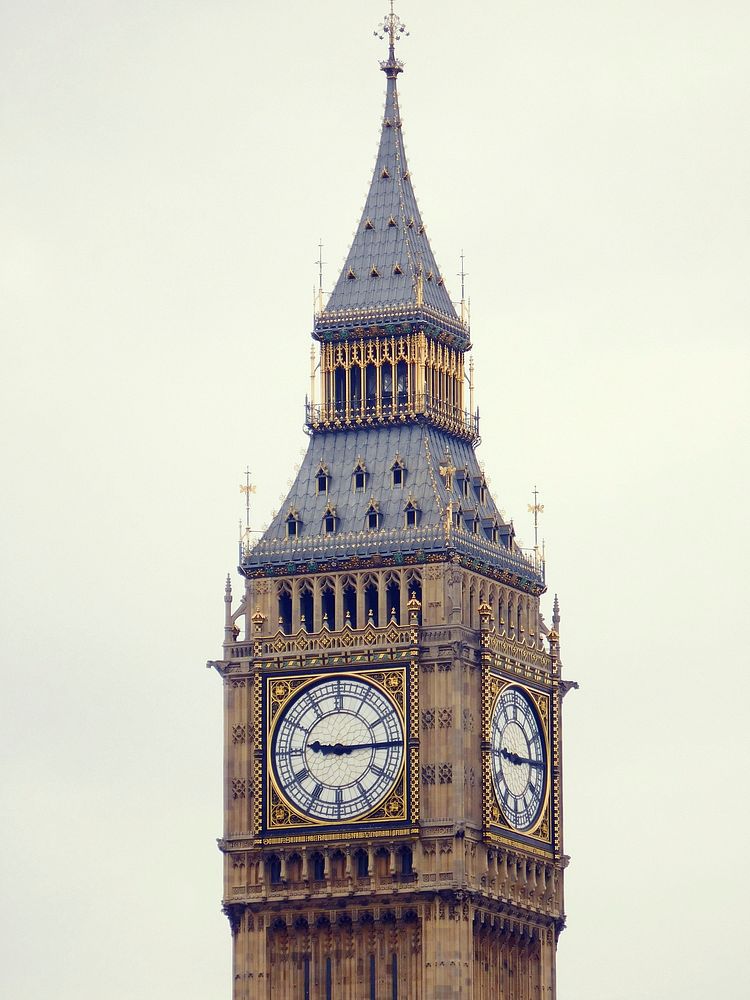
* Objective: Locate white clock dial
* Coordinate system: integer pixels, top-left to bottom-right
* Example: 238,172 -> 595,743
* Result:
271,676 -> 404,822
490,686 -> 547,831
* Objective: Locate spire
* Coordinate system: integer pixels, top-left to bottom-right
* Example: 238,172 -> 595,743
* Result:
321,8 -> 458,323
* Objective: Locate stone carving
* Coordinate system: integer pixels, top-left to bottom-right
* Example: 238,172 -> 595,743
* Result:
231,779 -> 246,799
421,765 -> 436,785
232,724 -> 246,744
438,763 -> 453,784
437,707 -> 453,728
462,708 -> 474,731
421,708 -> 435,730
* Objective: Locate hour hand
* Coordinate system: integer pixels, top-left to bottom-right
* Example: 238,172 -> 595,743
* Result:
500,747 -> 543,769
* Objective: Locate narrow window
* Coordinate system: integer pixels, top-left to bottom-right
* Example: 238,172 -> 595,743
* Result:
316,470 -> 329,494
355,471 -> 366,491
278,588 -> 292,634
392,953 -> 398,1000
392,466 -> 403,487
370,955 -> 376,1000
268,856 -> 281,884
326,957 -> 332,1000
405,506 -> 417,527
324,514 -> 336,534
368,509 -> 379,529
286,513 -> 300,538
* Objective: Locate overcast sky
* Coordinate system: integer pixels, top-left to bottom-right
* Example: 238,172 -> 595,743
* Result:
2,1 -> 749,997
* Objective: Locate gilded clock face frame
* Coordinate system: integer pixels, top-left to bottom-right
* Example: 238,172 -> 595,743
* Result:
489,684 -> 549,833
263,666 -> 411,833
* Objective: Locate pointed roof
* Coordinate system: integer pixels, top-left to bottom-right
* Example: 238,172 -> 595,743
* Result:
320,30 -> 458,325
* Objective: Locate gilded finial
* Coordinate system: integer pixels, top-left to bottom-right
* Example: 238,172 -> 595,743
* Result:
375,2 -> 409,76
528,485 -> 545,551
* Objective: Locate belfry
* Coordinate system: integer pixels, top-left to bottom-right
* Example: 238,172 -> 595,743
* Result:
210,8 -> 570,998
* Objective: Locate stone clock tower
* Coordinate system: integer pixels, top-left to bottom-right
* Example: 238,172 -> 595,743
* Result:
209,10 -> 571,998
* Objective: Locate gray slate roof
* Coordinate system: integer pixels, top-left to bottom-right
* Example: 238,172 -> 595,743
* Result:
243,426 -> 542,589
323,66 -> 458,320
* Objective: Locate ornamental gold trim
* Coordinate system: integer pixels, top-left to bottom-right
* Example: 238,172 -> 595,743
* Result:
265,667 -> 410,831
483,678 -> 552,845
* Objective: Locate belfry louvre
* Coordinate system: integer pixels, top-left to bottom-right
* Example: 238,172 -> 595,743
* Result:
209,9 -> 571,998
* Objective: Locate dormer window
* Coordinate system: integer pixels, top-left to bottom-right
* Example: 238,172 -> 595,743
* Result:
404,496 -> 420,528
322,502 -> 338,535
353,459 -> 367,492
366,499 -> 381,530
452,504 -> 463,530
391,456 -> 405,487
461,472 -> 470,498
476,476 -> 487,504
285,509 -> 302,539
315,464 -> 330,494
364,218 -> 375,230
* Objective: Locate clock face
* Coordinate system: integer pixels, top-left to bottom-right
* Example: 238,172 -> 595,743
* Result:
271,676 -> 404,823
490,686 -> 547,831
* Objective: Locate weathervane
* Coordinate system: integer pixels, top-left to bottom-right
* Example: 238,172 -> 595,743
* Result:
528,485 -> 544,549
458,249 -> 468,326
375,2 -> 409,72
240,467 -> 256,543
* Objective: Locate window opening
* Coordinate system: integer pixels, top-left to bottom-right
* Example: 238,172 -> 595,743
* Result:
364,580 -> 379,626
321,587 -> 335,630
343,582 -> 357,628
386,579 -> 401,623
278,587 -> 292,634
299,588 -> 313,631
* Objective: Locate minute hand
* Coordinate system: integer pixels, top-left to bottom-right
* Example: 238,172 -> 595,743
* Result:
309,739 -> 401,756
500,747 -> 544,769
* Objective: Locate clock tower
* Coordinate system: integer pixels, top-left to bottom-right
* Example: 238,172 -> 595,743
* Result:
210,10 -> 570,998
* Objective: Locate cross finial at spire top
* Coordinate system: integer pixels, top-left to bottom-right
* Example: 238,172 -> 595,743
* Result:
374,2 -> 409,77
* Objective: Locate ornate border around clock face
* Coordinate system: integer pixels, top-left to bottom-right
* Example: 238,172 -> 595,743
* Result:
483,675 -> 553,848
263,665 -> 412,834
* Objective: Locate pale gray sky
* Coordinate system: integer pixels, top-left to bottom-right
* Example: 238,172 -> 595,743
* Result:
2,2 -> 749,997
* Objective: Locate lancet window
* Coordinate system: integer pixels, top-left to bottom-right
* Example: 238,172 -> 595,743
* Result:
404,497 -> 420,528
285,508 -> 302,539
277,582 -> 292,634
315,463 -> 330,494
366,499 -> 381,530
352,459 -> 367,492
322,502 -> 338,534
391,455 -> 405,487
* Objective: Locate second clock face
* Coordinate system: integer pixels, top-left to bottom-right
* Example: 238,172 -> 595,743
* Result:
271,676 -> 404,823
490,686 -> 547,831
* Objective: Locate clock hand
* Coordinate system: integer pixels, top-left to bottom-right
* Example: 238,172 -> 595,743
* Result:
308,739 -> 401,756
499,747 -> 544,769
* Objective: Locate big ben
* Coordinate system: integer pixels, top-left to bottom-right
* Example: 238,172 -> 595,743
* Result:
209,8 -> 571,998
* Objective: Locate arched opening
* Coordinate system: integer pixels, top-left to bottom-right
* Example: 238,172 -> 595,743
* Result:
330,850 -> 346,879
354,849 -> 369,877
398,846 -> 413,875
334,367 -> 346,416
287,854 -> 302,883
310,852 -> 325,881
374,848 -> 390,877
267,855 -> 282,885
396,359 -> 407,407
364,578 -> 379,626
381,363 -> 393,409
343,578 -> 357,628
365,363 -> 377,410
299,584 -> 313,632
277,584 -> 292,634
350,365 -> 362,413
386,577 -> 401,624
321,582 -> 335,630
